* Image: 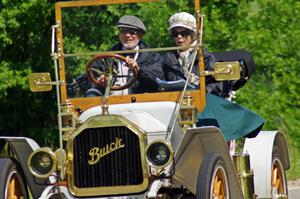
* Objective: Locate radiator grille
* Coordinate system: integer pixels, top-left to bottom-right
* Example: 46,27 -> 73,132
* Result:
73,126 -> 143,188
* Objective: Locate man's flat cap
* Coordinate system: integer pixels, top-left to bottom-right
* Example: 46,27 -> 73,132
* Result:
117,15 -> 147,33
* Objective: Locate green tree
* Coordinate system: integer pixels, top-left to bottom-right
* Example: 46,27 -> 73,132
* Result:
0,0 -> 57,145
203,0 -> 300,178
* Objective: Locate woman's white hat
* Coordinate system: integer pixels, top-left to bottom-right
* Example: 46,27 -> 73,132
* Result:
168,12 -> 196,33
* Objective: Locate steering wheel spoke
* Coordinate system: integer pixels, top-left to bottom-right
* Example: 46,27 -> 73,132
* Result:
88,67 -> 108,76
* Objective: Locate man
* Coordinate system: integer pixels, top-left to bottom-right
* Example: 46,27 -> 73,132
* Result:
86,15 -> 163,96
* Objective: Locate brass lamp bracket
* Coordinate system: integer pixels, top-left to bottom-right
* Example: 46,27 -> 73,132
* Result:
200,61 -> 241,81
28,73 -> 64,92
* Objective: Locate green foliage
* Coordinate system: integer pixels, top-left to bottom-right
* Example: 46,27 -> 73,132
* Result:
233,0 -> 300,179
0,0 -> 58,146
0,0 -> 299,178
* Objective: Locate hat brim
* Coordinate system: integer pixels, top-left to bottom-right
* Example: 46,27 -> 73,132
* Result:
168,24 -> 195,33
117,24 -> 145,33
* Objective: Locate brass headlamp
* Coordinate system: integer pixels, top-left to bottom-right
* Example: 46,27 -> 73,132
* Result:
28,148 -> 66,179
28,147 -> 56,178
146,140 -> 174,170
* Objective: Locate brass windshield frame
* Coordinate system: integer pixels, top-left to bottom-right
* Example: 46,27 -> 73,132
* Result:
54,0 -> 205,112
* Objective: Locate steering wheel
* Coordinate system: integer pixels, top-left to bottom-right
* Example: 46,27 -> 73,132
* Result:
86,53 -> 138,91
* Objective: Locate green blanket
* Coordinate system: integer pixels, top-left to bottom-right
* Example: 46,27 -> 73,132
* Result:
198,93 -> 265,141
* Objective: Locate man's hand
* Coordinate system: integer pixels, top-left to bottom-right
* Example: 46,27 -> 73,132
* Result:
125,56 -> 139,72
96,74 -> 108,87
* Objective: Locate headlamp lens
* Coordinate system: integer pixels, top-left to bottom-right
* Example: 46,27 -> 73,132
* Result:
29,149 -> 55,178
146,142 -> 172,167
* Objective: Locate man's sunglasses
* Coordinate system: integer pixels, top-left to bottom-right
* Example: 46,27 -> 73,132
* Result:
171,29 -> 192,37
119,28 -> 138,35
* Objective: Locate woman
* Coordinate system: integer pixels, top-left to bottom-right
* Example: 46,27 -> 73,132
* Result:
162,12 -> 264,142
162,12 -> 222,96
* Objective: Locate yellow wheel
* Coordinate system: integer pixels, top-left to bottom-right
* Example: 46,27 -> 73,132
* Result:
211,166 -> 228,199
0,158 -> 28,199
197,153 -> 229,199
271,157 -> 287,199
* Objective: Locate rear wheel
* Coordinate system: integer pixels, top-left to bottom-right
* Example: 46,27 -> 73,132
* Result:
0,158 -> 28,199
271,147 -> 288,199
196,153 -> 229,199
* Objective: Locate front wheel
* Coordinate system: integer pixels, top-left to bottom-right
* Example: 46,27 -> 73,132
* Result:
0,158 -> 28,199
196,153 -> 229,199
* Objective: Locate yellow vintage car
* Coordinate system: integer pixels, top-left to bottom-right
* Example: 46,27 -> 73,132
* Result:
0,0 -> 290,198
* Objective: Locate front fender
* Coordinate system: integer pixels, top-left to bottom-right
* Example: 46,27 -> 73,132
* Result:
243,131 -> 290,198
173,126 -> 244,198
0,137 -> 45,198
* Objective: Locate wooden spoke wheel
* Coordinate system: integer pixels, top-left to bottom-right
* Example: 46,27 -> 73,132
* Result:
211,166 -> 228,199
0,158 -> 28,199
197,153 -> 229,199
271,157 -> 287,199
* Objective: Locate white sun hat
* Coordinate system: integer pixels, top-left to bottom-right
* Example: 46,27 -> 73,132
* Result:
168,12 -> 196,33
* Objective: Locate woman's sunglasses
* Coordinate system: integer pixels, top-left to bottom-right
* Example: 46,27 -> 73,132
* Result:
171,29 -> 192,37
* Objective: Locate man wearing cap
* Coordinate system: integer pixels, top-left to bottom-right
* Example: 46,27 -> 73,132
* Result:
86,15 -> 163,96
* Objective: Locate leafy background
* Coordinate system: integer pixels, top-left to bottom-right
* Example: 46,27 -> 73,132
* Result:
0,0 -> 299,178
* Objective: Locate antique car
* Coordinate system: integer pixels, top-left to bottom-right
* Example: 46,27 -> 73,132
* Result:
0,0 -> 290,198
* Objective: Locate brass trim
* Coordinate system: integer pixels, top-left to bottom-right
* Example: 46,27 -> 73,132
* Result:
145,140 -> 174,169
55,148 -> 67,180
179,93 -> 198,127
28,147 -> 56,178
213,61 -> 241,81
87,137 -> 125,165
63,45 -> 202,58
232,154 -> 255,199
66,115 -> 149,197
